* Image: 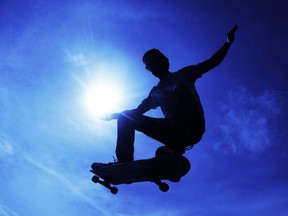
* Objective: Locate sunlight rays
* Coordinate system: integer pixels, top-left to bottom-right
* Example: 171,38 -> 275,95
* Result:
83,80 -> 124,118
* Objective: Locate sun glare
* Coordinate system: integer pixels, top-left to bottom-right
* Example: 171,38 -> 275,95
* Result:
84,82 -> 123,118
75,58 -> 132,120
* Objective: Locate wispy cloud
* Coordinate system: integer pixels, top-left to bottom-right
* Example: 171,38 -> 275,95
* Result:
0,132 -> 113,216
0,135 -> 14,157
214,87 -> 284,155
0,203 -> 20,216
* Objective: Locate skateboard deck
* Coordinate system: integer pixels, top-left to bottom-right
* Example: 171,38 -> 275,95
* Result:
90,155 -> 191,194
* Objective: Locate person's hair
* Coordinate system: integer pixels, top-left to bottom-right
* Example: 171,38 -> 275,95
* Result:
142,49 -> 170,70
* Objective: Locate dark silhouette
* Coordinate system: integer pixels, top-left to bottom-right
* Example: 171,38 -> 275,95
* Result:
103,25 -> 238,162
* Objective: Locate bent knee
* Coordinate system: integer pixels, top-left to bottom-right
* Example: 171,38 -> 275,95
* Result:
117,110 -> 141,127
118,110 -> 134,121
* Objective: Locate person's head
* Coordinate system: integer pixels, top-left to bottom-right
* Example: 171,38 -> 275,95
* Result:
142,49 -> 170,78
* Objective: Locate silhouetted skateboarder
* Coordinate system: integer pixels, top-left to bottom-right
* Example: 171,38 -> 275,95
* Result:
102,25 -> 238,163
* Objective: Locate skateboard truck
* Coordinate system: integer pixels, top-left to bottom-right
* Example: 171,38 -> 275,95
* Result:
91,175 -> 119,194
153,179 -> 169,192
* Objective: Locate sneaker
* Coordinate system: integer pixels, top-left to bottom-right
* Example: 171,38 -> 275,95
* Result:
91,158 -> 121,170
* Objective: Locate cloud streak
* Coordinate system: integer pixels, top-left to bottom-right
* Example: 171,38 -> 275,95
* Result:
0,132 -> 113,216
0,203 -> 20,216
214,87 -> 283,155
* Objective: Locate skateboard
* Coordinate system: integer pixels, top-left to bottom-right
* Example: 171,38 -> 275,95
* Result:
90,153 -> 191,194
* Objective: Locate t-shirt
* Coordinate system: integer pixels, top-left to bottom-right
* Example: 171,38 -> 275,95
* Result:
140,64 -> 205,122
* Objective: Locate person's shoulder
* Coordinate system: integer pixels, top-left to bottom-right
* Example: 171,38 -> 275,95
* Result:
177,65 -> 198,73
176,65 -> 202,79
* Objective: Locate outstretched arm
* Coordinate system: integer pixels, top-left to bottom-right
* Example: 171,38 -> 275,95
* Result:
99,87 -> 158,120
99,100 -> 152,121
198,24 -> 238,74
134,86 -> 158,114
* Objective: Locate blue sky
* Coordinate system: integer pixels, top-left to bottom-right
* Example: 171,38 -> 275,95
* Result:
0,0 -> 287,215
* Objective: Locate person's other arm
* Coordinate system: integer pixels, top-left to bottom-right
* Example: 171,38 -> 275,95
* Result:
134,86 -> 158,114
197,24 -> 238,74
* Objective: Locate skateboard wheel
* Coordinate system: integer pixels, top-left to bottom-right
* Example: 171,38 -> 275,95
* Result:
110,187 -> 118,194
159,183 -> 169,192
91,175 -> 99,183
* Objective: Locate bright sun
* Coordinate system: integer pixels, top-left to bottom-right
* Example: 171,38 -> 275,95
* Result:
83,82 -> 124,118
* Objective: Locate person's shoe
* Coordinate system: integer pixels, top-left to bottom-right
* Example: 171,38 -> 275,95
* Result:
91,157 -> 121,170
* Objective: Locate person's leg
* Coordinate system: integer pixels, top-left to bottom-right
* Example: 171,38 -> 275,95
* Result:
115,112 -> 136,162
115,110 -> 176,162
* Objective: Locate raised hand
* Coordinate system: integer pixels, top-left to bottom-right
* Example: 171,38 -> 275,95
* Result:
227,24 -> 238,44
